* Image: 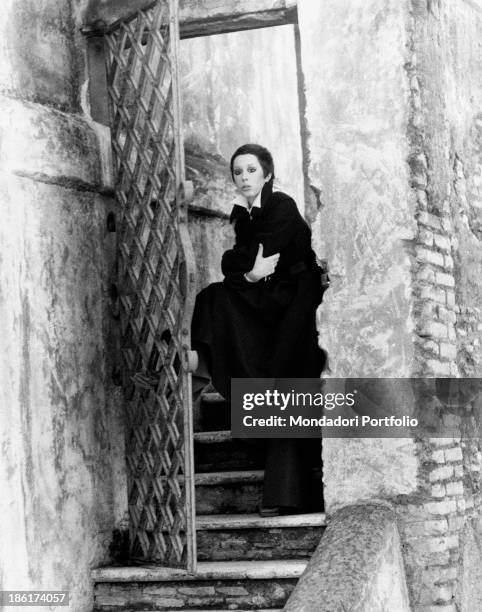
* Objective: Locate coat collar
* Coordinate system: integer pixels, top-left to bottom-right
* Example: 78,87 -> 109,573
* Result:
230,181 -> 273,223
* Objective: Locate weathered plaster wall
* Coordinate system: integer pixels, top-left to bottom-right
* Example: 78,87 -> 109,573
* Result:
298,0 -> 417,378
180,25 -> 305,288
296,0 -> 481,610
0,2 -> 126,610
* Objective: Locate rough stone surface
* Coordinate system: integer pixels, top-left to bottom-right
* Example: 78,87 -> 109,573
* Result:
284,503 -> 410,612
322,437 -> 418,510
94,578 -> 297,611
197,526 -> 323,561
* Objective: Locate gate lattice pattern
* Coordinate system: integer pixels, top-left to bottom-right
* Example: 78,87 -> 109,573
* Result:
104,0 -> 196,568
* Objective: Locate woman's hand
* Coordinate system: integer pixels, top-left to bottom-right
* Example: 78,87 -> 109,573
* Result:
245,244 -> 280,282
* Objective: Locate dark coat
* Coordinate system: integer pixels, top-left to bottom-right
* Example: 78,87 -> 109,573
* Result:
191,182 -> 327,400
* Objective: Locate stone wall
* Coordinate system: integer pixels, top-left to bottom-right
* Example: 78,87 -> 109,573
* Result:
0,2 -> 127,611
296,0 -> 482,609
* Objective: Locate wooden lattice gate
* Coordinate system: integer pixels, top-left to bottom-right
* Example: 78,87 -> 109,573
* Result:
100,0 -> 197,571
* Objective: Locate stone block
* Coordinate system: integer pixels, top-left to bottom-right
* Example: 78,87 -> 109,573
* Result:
418,211 -> 443,230
444,255 -> 454,270
418,228 -> 434,246
431,449 -> 446,463
444,447 -> 463,463
445,290 -> 456,308
419,286 -> 446,303
431,483 -> 446,498
425,500 -> 458,515
429,466 -> 454,482
439,343 -> 457,360
445,481 -> 464,497
416,265 -> 436,283
433,234 -> 451,252
425,360 -> 451,376
409,519 -> 448,537
418,320 -> 448,339
435,272 -> 456,288
416,247 -> 445,267
322,438 -> 417,509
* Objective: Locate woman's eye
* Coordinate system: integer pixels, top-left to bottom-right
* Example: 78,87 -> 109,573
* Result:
234,169 -> 241,175
248,167 -> 257,173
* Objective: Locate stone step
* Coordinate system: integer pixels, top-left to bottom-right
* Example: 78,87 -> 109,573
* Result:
196,512 -> 326,530
195,474 -> 263,515
93,560 -> 306,611
194,431 -> 265,472
196,513 -> 326,562
195,469 -> 323,515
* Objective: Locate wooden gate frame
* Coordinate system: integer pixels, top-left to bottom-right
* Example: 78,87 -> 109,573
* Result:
81,0 -> 302,573
83,0 -> 198,571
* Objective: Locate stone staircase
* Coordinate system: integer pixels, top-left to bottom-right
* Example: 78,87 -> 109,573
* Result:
93,393 -> 326,611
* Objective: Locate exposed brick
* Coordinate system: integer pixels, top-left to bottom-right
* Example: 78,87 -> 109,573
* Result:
435,272 -> 455,287
425,360 -> 451,376
409,519 -> 448,536
454,465 -> 463,477
428,535 -> 459,552
433,234 -> 451,251
416,266 -> 436,282
418,211 -> 443,229
418,583 -> 455,605
418,228 -> 434,246
431,449 -> 446,463
444,254 -> 454,270
444,447 -> 463,462
431,483 -> 446,498
420,286 -> 446,302
445,481 -> 464,496
422,566 -> 458,583
417,247 -> 445,267
436,306 -> 457,324
429,465 -> 454,482
445,290 -> 455,308
419,320 -> 448,339
447,515 -> 465,531
439,343 -> 457,360
425,499 -> 457,515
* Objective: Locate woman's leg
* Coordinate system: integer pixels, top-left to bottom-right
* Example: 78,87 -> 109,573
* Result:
261,438 -> 322,514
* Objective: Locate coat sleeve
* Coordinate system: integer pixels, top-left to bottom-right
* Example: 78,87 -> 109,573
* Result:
221,241 -> 258,290
221,195 -> 301,289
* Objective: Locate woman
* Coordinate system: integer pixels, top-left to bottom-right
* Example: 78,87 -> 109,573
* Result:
191,144 -> 327,514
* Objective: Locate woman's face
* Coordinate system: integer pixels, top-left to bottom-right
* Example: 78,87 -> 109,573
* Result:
232,154 -> 271,204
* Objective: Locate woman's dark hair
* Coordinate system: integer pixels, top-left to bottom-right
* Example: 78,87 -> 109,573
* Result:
230,144 -> 275,182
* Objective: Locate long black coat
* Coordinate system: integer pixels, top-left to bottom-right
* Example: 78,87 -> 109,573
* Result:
191,182 -> 326,400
